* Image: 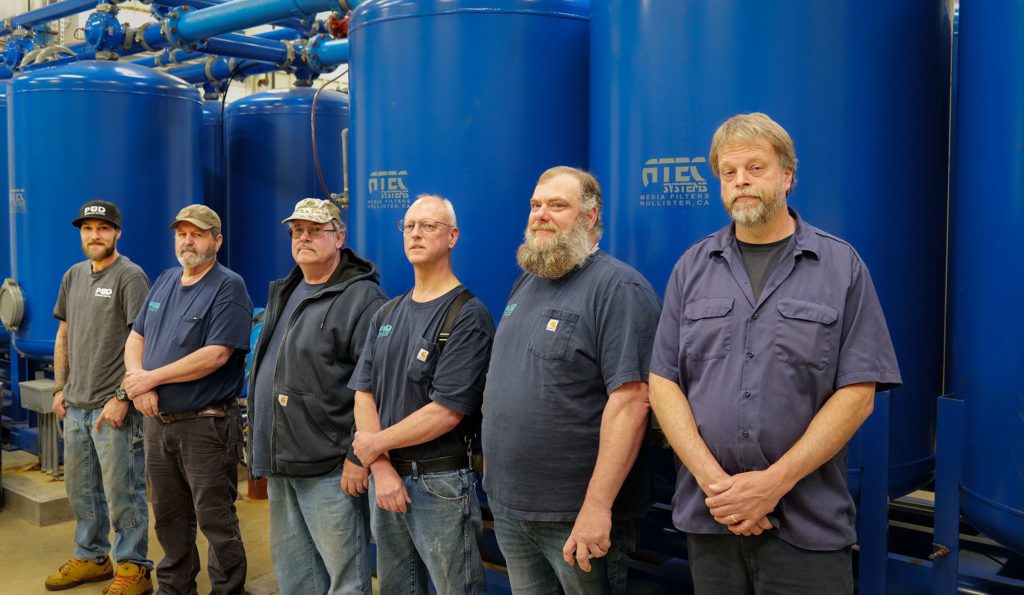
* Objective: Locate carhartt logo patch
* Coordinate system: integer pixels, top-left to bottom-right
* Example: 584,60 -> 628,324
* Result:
278,394 -> 288,407
378,324 -> 393,338
546,319 -> 559,332
94,288 -> 113,298
503,304 -> 517,317
417,349 -> 429,362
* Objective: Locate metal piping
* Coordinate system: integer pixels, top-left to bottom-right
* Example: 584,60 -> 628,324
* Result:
170,0 -> 355,43
147,0 -> 311,31
0,0 -> 100,37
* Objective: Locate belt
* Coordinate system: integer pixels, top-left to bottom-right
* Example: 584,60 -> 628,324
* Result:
390,455 -> 471,478
157,401 -> 232,424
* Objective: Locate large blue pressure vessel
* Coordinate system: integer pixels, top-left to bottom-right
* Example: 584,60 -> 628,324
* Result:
7,61 -> 201,358
224,86 -> 348,307
0,85 -> 9,341
202,99 -> 226,243
591,1 -> 950,498
948,1 -> 1024,556
348,0 -> 590,316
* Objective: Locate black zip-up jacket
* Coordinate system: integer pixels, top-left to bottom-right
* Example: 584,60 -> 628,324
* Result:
248,248 -> 387,477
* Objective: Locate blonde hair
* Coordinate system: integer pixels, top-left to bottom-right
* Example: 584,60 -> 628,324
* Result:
709,113 -> 797,194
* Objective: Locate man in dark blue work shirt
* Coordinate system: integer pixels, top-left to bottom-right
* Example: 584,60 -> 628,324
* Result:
123,204 -> 253,595
648,113 -> 902,594
350,195 -> 494,595
482,167 -> 662,595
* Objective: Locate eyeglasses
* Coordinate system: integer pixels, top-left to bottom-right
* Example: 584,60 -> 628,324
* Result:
289,225 -> 336,240
397,218 -> 453,234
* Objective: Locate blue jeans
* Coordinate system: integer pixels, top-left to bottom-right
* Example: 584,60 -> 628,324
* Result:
63,406 -> 151,568
269,469 -> 372,595
492,511 -> 637,595
369,468 -> 486,595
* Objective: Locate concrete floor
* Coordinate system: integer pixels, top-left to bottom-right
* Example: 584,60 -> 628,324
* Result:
0,453 -> 279,595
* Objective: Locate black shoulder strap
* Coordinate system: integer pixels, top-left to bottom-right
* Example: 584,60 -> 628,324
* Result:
377,290 -> 409,331
436,289 -> 474,352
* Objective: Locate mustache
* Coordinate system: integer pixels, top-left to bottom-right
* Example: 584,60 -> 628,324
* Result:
529,223 -> 559,233
727,188 -> 767,207
295,242 -> 317,252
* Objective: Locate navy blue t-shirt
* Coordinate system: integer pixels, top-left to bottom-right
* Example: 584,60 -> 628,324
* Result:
134,262 -> 253,414
482,250 -> 662,522
350,286 -> 494,461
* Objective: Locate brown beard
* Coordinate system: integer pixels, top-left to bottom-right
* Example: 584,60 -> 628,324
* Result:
82,241 -> 115,262
516,215 -> 592,279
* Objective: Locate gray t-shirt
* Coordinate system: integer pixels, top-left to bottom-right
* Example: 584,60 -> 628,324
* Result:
53,256 -> 150,408
737,235 -> 792,303
250,280 -> 323,477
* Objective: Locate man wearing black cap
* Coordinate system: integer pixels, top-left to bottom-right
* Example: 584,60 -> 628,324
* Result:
46,200 -> 154,594
123,204 -> 253,594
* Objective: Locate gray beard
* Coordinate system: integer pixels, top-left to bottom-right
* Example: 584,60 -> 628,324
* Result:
728,188 -> 785,227
177,247 -> 215,269
516,221 -> 592,279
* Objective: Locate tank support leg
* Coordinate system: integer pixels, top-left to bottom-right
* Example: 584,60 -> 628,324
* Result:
932,395 -> 963,595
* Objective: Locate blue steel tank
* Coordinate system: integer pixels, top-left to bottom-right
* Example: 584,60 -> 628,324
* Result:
948,1 -> 1024,556
224,86 -> 348,307
7,61 -> 201,358
348,0 -> 590,317
202,98 -> 227,242
0,85 -> 9,340
590,1 -> 951,498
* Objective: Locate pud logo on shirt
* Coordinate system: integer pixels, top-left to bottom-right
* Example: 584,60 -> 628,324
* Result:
277,394 -> 288,407
148,301 -> 161,311
416,349 -> 429,362
503,304 -> 517,317
94,287 -> 113,299
546,319 -> 559,332
378,324 -> 393,338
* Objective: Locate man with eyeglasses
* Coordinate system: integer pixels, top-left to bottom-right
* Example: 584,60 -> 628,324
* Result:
350,194 -> 494,594
482,166 -> 661,594
123,204 -> 253,594
247,198 -> 386,594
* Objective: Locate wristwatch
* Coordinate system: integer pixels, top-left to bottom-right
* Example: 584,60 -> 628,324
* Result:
115,388 -> 129,402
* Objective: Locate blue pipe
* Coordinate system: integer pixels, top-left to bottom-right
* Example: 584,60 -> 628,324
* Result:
0,0 -> 99,37
131,27 -> 300,67
148,0 -> 311,31
170,0 -> 359,43
204,32 -> 289,63
167,57 -> 277,84
304,35 -> 348,72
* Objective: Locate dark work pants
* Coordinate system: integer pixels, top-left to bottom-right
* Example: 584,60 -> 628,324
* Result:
144,410 -> 247,595
686,532 -> 853,595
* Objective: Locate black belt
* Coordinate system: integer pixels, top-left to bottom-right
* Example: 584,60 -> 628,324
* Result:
157,401 -> 233,424
390,455 -> 471,478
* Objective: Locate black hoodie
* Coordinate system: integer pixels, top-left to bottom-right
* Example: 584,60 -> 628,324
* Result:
248,248 -> 387,477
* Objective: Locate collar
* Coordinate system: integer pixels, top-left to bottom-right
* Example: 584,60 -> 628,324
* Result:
705,207 -> 821,260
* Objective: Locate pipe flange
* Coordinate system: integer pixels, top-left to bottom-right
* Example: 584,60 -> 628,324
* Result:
303,33 -> 331,73
0,278 -> 25,332
121,24 -> 135,51
84,9 -> 126,53
281,39 -> 296,69
162,6 -> 203,52
95,3 -> 117,13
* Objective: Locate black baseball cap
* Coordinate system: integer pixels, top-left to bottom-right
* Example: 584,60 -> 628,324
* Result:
72,200 -> 122,228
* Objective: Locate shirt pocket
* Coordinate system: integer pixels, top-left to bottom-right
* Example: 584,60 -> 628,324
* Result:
174,314 -> 204,348
774,298 -> 839,369
528,308 -> 580,360
682,297 -> 734,361
406,337 -> 440,385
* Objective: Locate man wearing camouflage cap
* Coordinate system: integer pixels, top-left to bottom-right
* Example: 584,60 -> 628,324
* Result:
123,204 -> 254,594
248,198 -> 386,594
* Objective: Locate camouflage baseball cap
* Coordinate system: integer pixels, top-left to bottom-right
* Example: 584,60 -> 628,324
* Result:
170,204 -> 221,231
282,198 -> 341,226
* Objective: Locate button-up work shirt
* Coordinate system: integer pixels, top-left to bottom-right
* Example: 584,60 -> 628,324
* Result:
650,210 -> 901,550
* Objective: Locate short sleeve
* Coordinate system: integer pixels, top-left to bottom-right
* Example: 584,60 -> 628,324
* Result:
348,306 -> 383,392
834,254 -> 902,392
53,268 -> 72,321
596,278 -> 662,394
429,300 -> 495,415
204,278 -> 254,352
121,269 -> 151,327
650,259 -> 685,384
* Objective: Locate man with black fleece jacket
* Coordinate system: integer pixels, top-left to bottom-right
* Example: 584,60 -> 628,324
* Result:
247,198 -> 386,595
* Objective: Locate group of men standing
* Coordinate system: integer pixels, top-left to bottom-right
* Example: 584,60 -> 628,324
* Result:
46,112 -> 899,595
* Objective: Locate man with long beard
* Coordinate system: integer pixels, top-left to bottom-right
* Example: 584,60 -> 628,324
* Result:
46,200 -> 153,594
648,113 -> 901,593
123,204 -> 253,594
482,167 -> 661,594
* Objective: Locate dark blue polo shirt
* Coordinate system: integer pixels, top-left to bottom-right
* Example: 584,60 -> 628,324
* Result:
134,262 -> 253,414
483,250 -> 662,522
650,210 -> 901,550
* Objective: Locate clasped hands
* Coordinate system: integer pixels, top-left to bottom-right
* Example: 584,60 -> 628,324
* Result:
704,469 -> 787,536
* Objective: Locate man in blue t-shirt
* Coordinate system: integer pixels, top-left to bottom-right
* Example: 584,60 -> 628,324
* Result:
648,113 -> 901,593
123,204 -> 253,595
482,167 -> 662,595
350,195 -> 494,595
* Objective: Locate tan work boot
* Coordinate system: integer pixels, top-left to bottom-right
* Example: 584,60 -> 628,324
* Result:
102,562 -> 153,595
101,561 -> 153,593
45,557 -> 114,591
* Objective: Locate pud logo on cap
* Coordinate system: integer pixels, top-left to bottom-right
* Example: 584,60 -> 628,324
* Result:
84,205 -> 107,215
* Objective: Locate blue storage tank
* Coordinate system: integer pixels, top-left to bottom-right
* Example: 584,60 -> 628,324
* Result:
348,0 -> 590,317
948,1 -> 1024,556
590,1 -> 950,498
7,61 -> 201,358
202,99 -> 227,243
224,87 -> 348,307
0,85 -> 9,341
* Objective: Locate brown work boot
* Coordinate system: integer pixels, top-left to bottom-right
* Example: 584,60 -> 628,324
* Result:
45,557 -> 114,591
102,562 -> 153,595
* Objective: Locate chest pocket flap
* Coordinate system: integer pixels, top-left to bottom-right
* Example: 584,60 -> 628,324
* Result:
776,299 -> 838,325
529,308 -> 580,360
684,297 -> 734,320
